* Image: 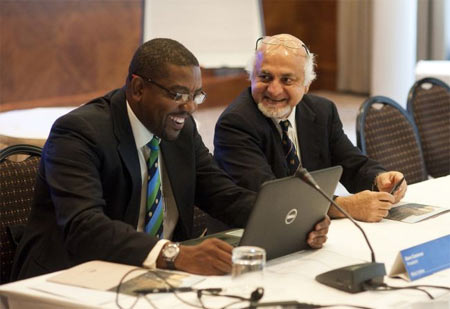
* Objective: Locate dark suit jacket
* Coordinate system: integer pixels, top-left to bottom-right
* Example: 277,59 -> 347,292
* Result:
11,88 -> 254,281
214,87 -> 385,193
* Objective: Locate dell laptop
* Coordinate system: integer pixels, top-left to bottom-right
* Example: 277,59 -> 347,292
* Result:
183,165 -> 343,260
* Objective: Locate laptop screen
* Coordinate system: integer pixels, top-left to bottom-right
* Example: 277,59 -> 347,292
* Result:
182,166 -> 343,260
239,165 -> 343,260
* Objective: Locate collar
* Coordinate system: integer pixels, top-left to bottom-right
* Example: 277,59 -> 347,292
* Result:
271,105 -> 298,129
286,105 -> 297,125
126,100 -> 154,148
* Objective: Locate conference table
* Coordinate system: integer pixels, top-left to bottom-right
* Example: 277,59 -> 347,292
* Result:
0,107 -> 76,149
1,176 -> 449,309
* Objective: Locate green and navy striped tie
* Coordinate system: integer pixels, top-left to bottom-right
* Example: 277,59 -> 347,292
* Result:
144,136 -> 163,238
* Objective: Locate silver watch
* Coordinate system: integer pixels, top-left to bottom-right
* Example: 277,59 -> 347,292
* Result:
162,242 -> 180,270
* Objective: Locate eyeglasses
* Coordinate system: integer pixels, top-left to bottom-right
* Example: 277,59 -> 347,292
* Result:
132,74 -> 207,104
255,36 -> 310,55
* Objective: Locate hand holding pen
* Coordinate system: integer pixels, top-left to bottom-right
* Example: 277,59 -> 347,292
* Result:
375,172 -> 407,204
389,176 -> 405,195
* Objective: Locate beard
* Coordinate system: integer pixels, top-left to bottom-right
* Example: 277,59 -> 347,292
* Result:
257,102 -> 293,119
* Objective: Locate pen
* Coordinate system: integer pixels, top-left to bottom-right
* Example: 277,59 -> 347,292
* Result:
134,287 -> 193,294
389,176 -> 405,195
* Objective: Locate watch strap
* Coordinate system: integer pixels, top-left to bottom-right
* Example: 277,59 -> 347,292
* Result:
166,258 -> 176,270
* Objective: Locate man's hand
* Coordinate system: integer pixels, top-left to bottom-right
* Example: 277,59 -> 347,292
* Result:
158,238 -> 233,275
307,215 -> 330,248
331,190 -> 395,222
375,171 -> 407,203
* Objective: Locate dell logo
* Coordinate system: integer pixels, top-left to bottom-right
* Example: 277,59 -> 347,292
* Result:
285,209 -> 298,224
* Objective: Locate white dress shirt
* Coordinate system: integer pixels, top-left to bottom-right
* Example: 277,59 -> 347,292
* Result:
272,106 -> 302,165
126,101 -> 180,268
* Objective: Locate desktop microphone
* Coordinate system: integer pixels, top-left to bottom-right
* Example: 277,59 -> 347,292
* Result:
295,167 -> 386,293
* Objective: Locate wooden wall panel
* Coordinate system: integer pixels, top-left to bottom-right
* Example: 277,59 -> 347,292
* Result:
202,0 -> 338,108
262,0 -> 337,91
0,0 -> 336,112
0,0 -> 141,111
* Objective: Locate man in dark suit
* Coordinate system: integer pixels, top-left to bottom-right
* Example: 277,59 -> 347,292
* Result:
214,34 -> 407,223
11,38 -> 330,281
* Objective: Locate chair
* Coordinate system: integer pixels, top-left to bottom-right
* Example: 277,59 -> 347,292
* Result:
0,144 -> 42,284
356,96 -> 427,185
192,206 -> 208,238
192,206 -> 231,238
407,77 -> 450,178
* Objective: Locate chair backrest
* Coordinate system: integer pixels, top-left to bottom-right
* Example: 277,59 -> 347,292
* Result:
356,96 -> 427,184
407,77 -> 450,178
192,206 -> 208,238
0,144 -> 42,284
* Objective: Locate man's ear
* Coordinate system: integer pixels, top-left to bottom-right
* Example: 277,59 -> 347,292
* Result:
130,76 -> 145,103
304,84 -> 310,94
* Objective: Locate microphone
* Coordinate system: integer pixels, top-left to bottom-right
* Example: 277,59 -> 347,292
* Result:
295,167 -> 386,293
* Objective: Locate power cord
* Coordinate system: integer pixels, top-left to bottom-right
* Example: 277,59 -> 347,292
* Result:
240,302 -> 372,309
363,281 -> 450,300
152,270 -> 264,309
115,267 -> 145,309
115,268 -> 265,309
116,269 -> 435,309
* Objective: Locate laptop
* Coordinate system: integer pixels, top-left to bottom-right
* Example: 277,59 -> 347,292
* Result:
183,165 -> 343,260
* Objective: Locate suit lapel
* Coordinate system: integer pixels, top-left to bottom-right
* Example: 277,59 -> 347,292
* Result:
110,89 -> 142,226
249,91 -> 291,178
296,97 -> 323,169
160,138 -> 192,236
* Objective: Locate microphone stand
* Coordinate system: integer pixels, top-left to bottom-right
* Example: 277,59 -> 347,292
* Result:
296,167 -> 386,293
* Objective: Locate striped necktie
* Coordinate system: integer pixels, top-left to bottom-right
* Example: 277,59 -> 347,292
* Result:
144,136 -> 163,238
279,120 -> 300,175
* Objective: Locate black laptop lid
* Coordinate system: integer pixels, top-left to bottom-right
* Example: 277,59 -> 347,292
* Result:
239,165 -> 343,260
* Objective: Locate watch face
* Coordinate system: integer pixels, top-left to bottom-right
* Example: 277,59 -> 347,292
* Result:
165,246 -> 177,258
164,244 -> 179,259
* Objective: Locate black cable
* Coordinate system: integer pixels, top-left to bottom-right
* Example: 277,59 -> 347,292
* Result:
142,270 -> 206,308
220,299 -> 247,309
367,283 -> 433,299
142,294 -> 159,309
239,302 -> 373,309
318,305 -> 374,309
405,284 -> 450,292
116,268 -> 382,309
363,281 -> 450,300
115,267 -> 144,309
196,289 -> 208,309
150,271 -> 263,309
172,289 -> 207,309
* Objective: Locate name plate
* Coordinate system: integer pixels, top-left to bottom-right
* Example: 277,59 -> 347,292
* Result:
389,234 -> 450,281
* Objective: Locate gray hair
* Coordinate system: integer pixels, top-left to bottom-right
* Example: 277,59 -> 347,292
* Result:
245,50 -> 317,86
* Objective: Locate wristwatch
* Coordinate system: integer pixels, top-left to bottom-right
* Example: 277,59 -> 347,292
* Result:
161,242 -> 180,270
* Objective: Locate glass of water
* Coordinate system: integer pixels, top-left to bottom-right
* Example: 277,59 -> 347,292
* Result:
232,246 -> 266,279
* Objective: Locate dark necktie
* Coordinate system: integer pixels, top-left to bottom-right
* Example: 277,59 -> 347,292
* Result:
279,120 -> 300,175
144,136 -> 163,238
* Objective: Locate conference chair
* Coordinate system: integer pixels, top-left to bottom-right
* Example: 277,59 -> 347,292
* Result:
192,206 -> 232,238
192,206 -> 208,238
356,96 -> 427,185
407,77 -> 450,178
0,144 -> 42,284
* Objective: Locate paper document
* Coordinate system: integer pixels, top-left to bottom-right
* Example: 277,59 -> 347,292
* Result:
48,260 -> 203,295
386,203 -> 450,223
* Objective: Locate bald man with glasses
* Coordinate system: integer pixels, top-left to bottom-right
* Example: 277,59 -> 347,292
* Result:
214,34 -> 407,223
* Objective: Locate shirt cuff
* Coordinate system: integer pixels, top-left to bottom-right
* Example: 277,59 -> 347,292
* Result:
142,239 -> 170,269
